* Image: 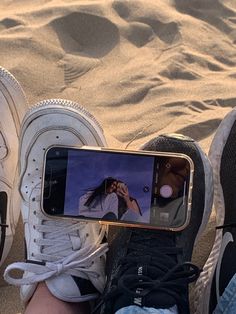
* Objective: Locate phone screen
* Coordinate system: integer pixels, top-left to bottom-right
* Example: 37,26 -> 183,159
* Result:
43,147 -> 193,230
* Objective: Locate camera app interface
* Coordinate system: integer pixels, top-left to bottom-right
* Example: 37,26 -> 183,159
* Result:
43,148 -> 191,228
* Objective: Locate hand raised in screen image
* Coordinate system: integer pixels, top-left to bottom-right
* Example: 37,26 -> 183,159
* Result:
116,181 -> 142,220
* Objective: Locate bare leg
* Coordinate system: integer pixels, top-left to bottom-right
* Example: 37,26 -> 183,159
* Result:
25,282 -> 90,314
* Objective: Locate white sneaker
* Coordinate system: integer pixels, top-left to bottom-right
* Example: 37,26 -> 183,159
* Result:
4,99 -> 108,303
194,108 -> 236,313
0,66 -> 27,266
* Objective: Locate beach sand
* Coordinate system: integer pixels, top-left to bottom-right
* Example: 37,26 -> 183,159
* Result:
0,0 -> 236,312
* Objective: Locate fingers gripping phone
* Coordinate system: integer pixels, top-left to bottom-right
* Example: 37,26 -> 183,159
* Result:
42,146 -> 194,231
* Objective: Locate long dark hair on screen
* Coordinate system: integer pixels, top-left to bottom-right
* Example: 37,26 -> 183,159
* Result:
84,177 -> 117,207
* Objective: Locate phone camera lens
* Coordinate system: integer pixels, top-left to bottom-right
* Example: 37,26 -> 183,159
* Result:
55,151 -> 60,156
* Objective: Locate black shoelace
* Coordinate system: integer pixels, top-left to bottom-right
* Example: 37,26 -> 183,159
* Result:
216,223 -> 236,229
93,230 -> 200,314
0,223 -> 8,228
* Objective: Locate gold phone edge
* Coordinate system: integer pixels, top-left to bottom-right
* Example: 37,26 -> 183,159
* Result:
41,145 -> 194,232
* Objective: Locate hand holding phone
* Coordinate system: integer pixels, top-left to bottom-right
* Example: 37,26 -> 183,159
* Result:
117,183 -> 129,200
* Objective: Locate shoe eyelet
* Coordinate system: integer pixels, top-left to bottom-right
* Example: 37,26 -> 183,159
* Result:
33,239 -> 36,243
31,253 -> 34,257
32,198 -> 36,202
33,225 -> 36,229
33,210 -> 36,215
86,233 -> 89,237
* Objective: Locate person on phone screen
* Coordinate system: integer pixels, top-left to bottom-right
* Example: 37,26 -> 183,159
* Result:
78,177 -> 119,220
116,181 -> 142,220
151,157 -> 190,228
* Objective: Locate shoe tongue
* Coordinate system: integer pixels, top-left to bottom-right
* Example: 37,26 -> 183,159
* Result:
113,263 -> 178,312
127,230 -> 178,262
113,230 -> 180,312
130,229 -> 176,247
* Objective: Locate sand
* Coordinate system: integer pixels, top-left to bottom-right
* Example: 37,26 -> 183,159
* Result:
0,0 -> 236,312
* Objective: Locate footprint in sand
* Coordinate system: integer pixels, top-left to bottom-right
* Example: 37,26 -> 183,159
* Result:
112,0 -> 181,45
0,17 -> 23,32
176,119 -> 221,141
50,11 -> 119,58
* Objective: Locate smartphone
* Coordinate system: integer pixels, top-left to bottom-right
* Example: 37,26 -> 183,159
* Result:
42,146 -> 194,231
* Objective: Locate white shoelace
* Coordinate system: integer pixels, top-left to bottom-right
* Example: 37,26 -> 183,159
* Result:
4,212 -> 108,286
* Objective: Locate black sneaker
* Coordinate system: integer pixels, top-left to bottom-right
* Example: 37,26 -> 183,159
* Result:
95,134 -> 213,314
194,108 -> 236,314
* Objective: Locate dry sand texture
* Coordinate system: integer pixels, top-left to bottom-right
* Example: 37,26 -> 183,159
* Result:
0,0 -> 236,313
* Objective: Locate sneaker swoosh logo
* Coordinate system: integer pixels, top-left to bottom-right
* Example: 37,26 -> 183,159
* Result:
215,231 -> 234,301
